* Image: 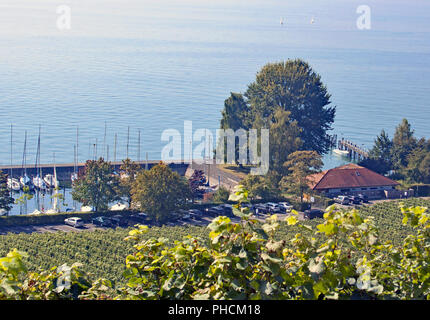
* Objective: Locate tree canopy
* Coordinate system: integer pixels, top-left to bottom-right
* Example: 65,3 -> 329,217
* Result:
131,162 -> 191,222
220,59 -> 335,156
280,151 -> 323,203
71,158 -> 120,212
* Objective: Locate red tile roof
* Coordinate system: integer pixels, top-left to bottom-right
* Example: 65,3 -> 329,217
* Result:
308,164 -> 399,191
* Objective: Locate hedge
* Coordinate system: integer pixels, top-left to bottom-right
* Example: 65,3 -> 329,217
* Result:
409,184 -> 430,197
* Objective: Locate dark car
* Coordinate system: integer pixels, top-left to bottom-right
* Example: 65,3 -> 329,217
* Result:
357,194 -> 369,203
348,196 -> 362,205
92,216 -> 114,227
304,209 -> 324,220
205,207 -> 224,217
128,213 -> 148,224
189,209 -> 203,215
253,204 -> 269,215
110,215 -> 129,227
217,204 -> 233,216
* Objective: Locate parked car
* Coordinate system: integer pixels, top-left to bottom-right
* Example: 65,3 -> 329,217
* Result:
357,194 -> 369,203
278,202 -> 294,213
304,209 -> 324,219
91,216 -> 114,227
205,207 -> 224,217
253,204 -> 270,215
110,215 -> 129,227
217,204 -> 233,214
348,196 -> 362,205
128,214 -> 147,224
265,203 -> 283,213
189,209 -> 203,216
335,195 -> 350,205
64,217 -> 84,228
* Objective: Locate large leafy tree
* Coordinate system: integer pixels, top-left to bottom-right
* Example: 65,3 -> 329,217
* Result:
280,151 -> 323,203
228,59 -> 336,154
241,174 -> 279,201
72,158 -> 120,212
0,170 -> 14,213
119,158 -> 141,206
131,162 -> 191,222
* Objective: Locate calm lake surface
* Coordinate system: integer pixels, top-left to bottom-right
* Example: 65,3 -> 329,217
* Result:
1,0 -> 429,214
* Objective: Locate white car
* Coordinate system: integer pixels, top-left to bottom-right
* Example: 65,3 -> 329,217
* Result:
64,217 -> 84,228
278,202 -> 293,212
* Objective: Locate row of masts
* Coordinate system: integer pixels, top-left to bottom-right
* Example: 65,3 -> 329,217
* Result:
5,124 -> 147,189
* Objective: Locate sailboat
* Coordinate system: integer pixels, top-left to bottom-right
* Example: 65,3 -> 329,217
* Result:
310,17 -> 315,24
43,174 -> 57,188
8,124 -> 20,192
33,126 -> 47,190
280,17 -> 284,25
71,127 -> 79,182
20,131 -> 34,191
46,154 -> 60,214
7,178 -> 21,192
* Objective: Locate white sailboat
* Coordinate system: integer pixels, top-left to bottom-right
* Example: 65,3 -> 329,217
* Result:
33,175 -> 47,190
20,131 -> 34,190
280,17 -> 284,25
7,178 -> 21,192
43,174 -> 58,188
46,154 -> 60,214
310,17 -> 315,24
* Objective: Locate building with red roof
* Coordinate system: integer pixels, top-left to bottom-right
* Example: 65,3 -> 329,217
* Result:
307,164 -> 402,199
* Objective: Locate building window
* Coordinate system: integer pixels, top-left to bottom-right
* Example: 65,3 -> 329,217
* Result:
341,189 -> 350,192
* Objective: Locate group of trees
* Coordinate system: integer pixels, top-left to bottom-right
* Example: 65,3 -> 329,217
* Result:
72,159 -> 198,222
219,59 -> 334,202
360,119 -> 430,184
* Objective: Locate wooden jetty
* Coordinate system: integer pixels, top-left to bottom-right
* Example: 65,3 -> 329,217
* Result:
338,138 -> 369,160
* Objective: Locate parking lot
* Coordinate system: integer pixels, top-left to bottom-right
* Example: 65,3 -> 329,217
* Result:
0,203 -> 303,235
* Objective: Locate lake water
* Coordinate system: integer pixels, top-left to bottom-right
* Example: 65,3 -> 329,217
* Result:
1,0 -> 429,214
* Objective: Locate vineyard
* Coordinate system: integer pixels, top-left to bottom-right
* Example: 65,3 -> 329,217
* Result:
0,198 -> 429,288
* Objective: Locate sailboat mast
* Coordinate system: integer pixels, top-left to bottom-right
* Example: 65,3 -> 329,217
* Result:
10,124 -> 13,180
76,126 -> 79,164
103,121 -> 107,159
114,133 -> 117,163
126,126 -> 130,159
137,129 -> 141,162
21,130 -> 27,176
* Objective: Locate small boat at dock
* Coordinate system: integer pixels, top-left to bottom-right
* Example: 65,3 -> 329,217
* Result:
333,148 -> 349,156
7,178 -> 21,192
43,174 -> 57,188
33,176 -> 47,190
